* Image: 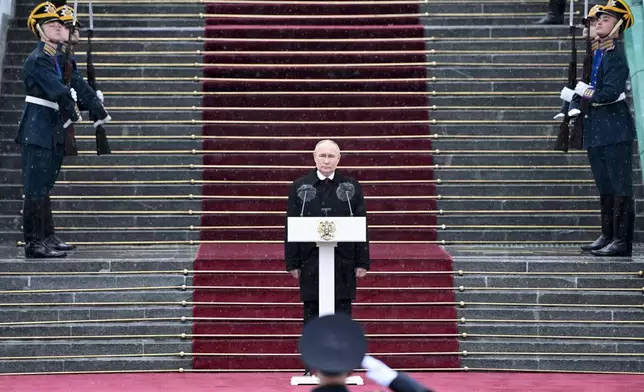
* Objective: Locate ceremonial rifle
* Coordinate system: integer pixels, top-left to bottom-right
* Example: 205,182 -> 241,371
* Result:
61,0 -> 80,156
569,1 -> 593,150
86,0 -> 111,155
554,0 -> 577,152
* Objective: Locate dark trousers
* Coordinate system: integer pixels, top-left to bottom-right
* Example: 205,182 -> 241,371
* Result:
21,144 -> 64,242
303,300 -> 353,326
21,144 -> 64,200
587,142 -> 633,196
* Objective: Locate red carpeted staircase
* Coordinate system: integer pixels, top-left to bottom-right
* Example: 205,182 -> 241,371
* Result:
193,1 -> 459,370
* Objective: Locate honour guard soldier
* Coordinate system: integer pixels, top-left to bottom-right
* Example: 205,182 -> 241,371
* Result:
573,0 -> 636,257
16,2 -> 82,258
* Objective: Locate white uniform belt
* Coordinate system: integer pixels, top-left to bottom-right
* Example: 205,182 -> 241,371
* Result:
592,92 -> 626,107
25,96 -> 59,110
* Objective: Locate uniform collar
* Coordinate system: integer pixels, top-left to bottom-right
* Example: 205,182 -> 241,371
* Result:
597,37 -> 617,51
312,385 -> 351,392
39,41 -> 57,57
317,170 -> 335,181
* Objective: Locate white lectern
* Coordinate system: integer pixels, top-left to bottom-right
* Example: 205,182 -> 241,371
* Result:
287,216 -> 367,386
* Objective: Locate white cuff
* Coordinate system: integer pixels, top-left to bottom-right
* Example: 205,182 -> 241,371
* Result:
362,356 -> 399,387
560,87 -> 575,103
575,81 -> 593,98
63,119 -> 73,129
93,115 -> 112,128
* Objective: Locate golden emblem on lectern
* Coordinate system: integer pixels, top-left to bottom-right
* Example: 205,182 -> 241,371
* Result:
317,220 -> 336,241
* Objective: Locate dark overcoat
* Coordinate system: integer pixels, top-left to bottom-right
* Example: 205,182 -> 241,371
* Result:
285,170 -> 371,302
15,42 -> 78,149
583,39 -> 635,149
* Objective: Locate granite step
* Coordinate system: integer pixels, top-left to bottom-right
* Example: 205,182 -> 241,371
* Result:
6,39 -> 572,53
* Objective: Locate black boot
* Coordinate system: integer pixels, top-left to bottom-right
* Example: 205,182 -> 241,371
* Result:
42,195 -> 75,251
535,0 -> 565,24
592,196 -> 634,257
581,194 -> 614,251
23,200 -> 66,259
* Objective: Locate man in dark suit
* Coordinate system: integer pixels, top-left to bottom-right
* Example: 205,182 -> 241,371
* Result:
16,2 -> 82,258
285,139 -> 370,326
572,0 -> 636,256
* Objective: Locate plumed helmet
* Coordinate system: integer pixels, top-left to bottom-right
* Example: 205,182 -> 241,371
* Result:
56,4 -> 81,27
597,0 -> 635,31
27,2 -> 60,37
587,5 -> 604,20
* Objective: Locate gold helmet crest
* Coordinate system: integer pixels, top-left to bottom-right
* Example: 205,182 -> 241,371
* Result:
587,5 -> 604,20
27,2 -> 60,37
56,4 -> 81,27
598,0 -> 635,30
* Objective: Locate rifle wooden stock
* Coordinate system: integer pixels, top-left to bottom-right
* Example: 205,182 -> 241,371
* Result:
570,21 -> 593,151
62,43 -> 79,157
554,24 -> 577,152
87,28 -> 111,155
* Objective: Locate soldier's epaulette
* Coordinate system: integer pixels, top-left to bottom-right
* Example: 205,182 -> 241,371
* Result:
599,39 -> 616,52
43,44 -> 56,57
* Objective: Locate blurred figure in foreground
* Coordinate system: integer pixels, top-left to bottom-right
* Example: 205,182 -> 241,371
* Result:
299,314 -> 434,392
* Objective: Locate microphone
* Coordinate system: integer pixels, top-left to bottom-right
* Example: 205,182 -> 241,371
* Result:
336,182 -> 356,216
297,184 -> 317,217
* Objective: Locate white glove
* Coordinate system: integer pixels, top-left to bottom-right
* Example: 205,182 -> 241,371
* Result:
575,81 -> 593,98
560,87 -> 575,103
63,114 -> 82,129
361,355 -> 398,387
70,88 -> 77,102
96,90 -> 104,103
93,114 -> 112,128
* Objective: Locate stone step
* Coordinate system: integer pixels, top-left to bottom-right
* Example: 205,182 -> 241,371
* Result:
11,3 -> 554,17
0,136 -> 575,154
451,256 -> 644,273
0,152 -> 608,169
458,341 -> 644,355
0,110 -> 564,129
6,25 -> 575,41
459,357 -> 644,373
0,95 -> 562,112
0,197 -> 626,214
7,39 -> 572,53
0,358 -> 191,373
455,308 -> 644,322
0,228 -> 613,244
0,307 -> 192,323
9,16 -> 575,29
9,272 -> 640,291
0,214 -> 616,234
0,78 -> 566,96
2,64 -> 570,81
0,167 -> 627,184
1,52 -> 574,67
0,341 -> 192,357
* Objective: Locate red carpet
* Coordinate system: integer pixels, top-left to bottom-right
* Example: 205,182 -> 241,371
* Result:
4,373 -> 644,392
194,0 -> 458,370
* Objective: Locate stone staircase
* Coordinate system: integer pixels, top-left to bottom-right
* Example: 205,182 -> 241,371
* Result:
0,0 -> 643,376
